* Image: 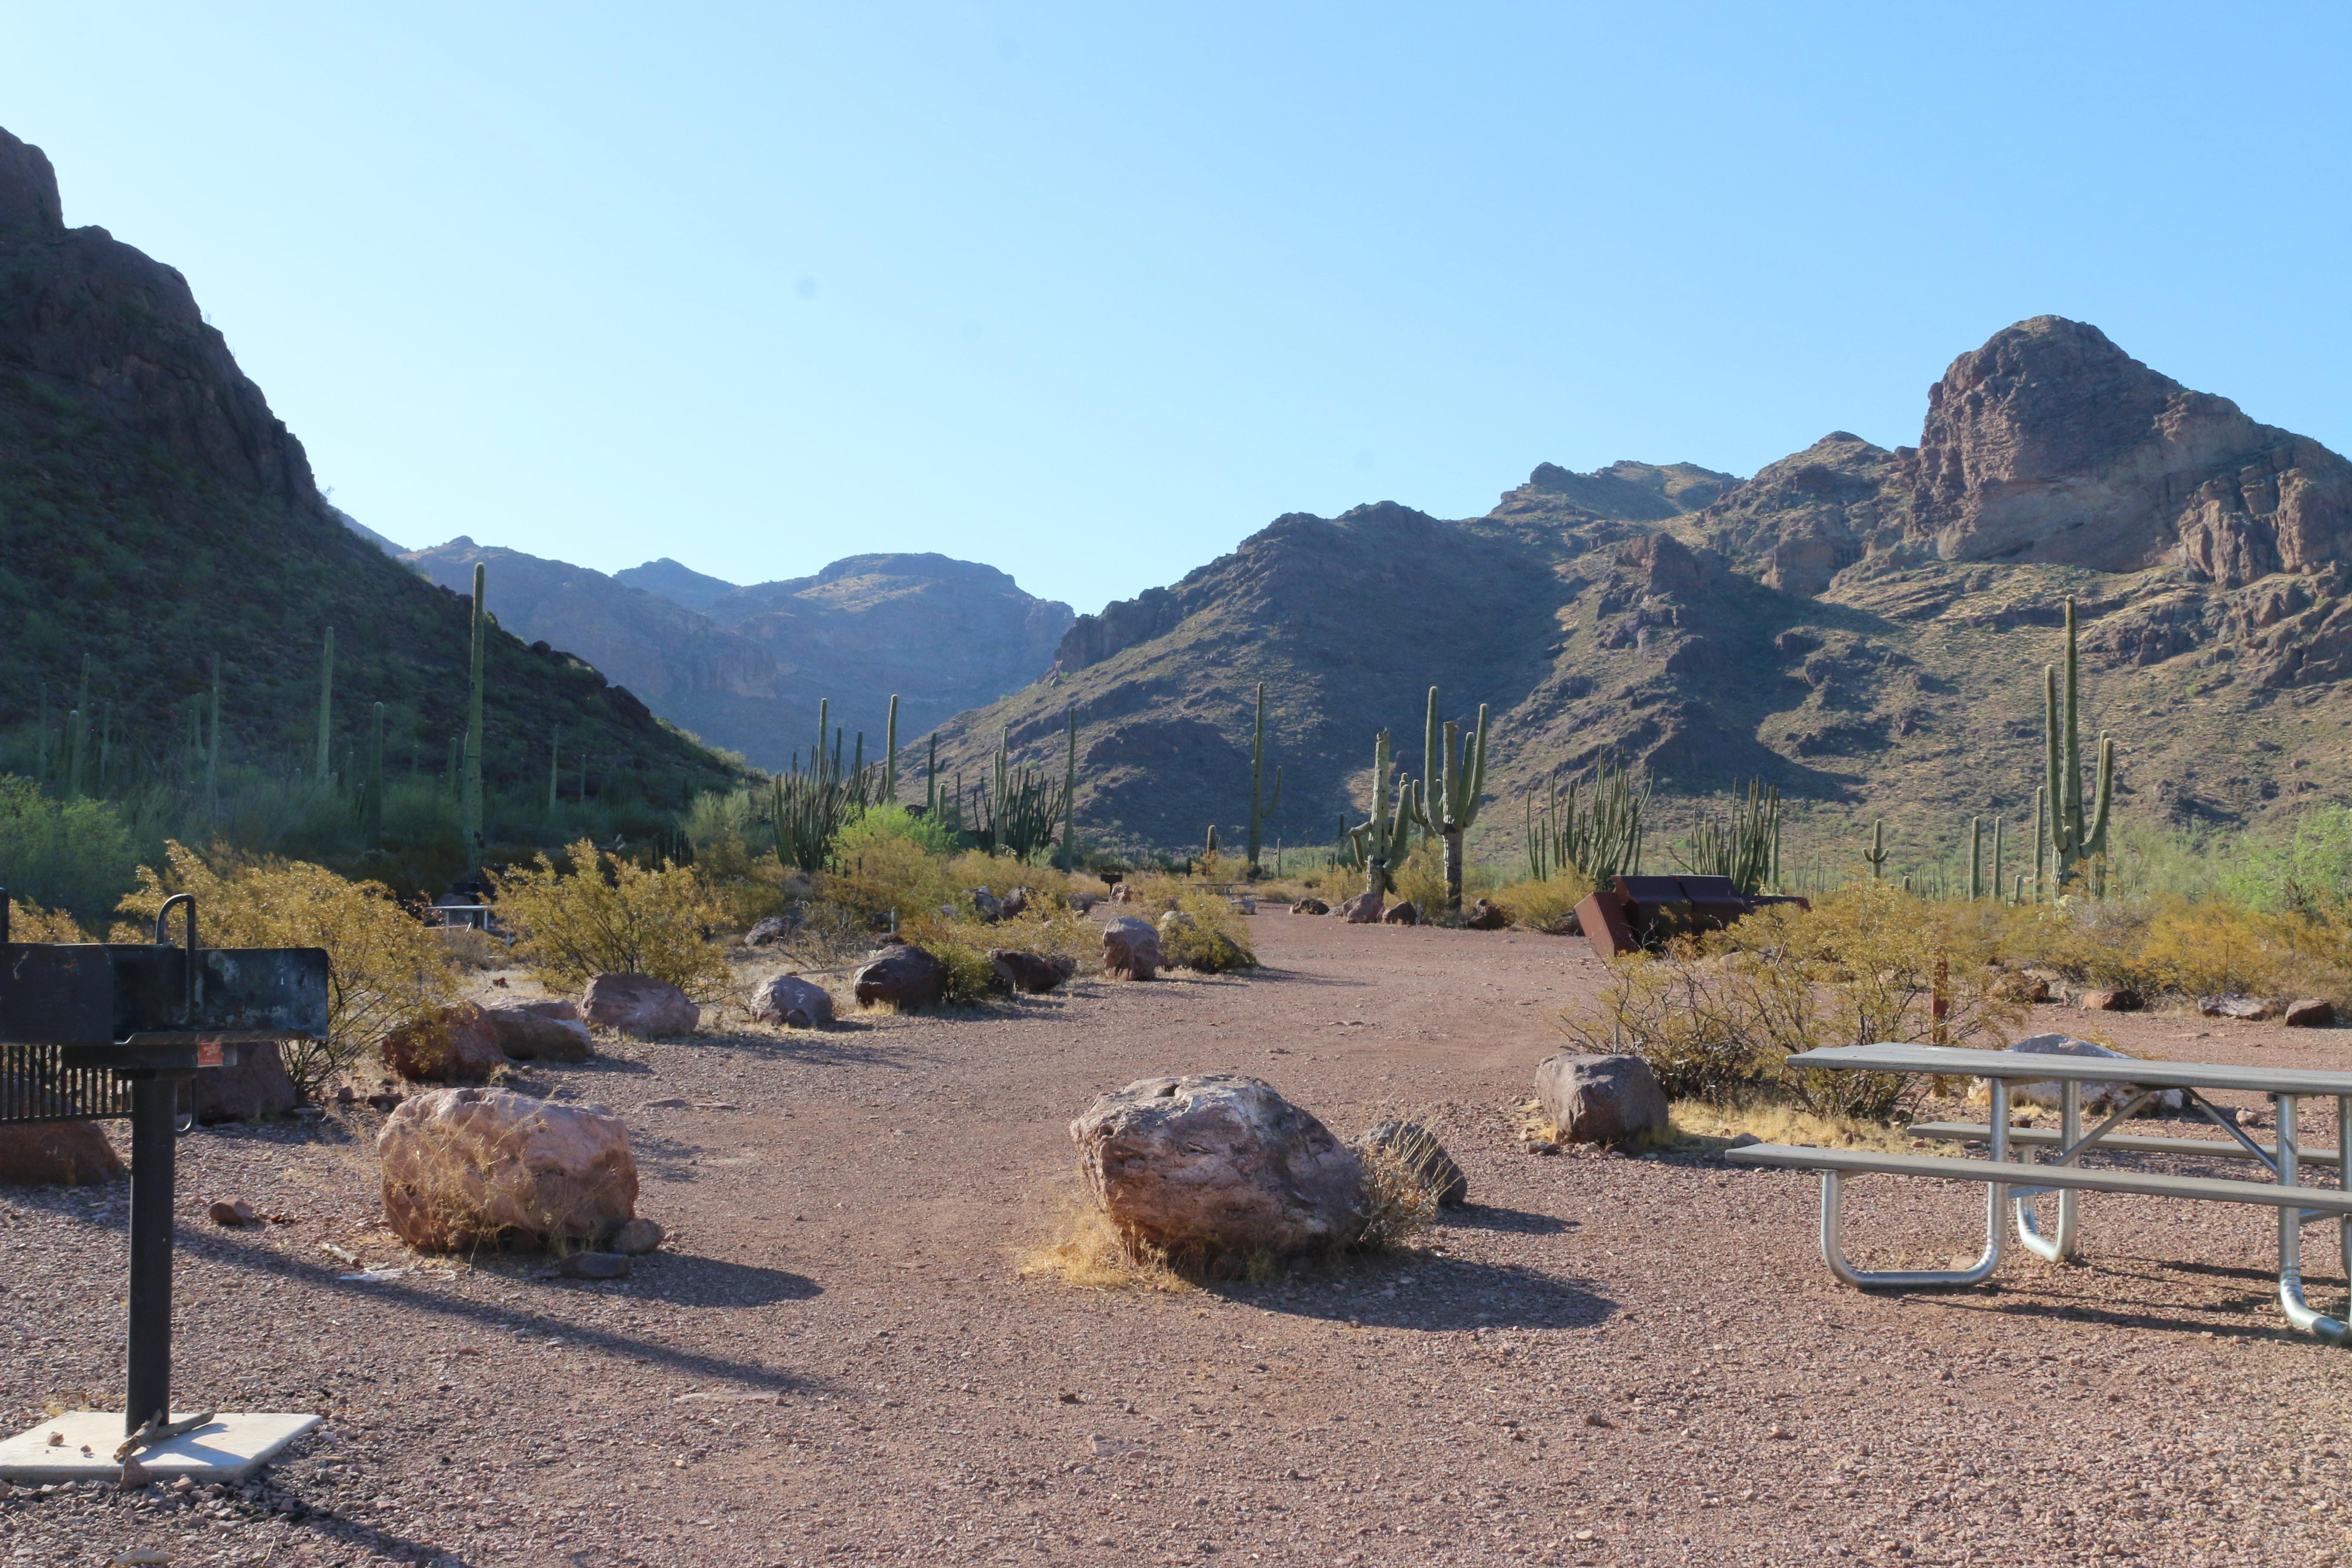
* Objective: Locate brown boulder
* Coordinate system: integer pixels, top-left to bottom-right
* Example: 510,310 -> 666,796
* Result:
378,1087 -> 638,1252
1535,1053 -> 1669,1147
187,1041 -> 301,1123
1463,899 -> 1507,931
380,1002 -> 509,1082
989,949 -> 1074,994
486,1006 -> 594,1063
2198,993 -> 2276,1021
1997,970 -> 2053,1003
852,943 -> 949,1009
2078,988 -> 2144,1013
0,1121 -> 123,1186
1071,1074 -> 1365,1271
2285,998 -> 2337,1029
1381,901 -> 1421,926
1336,891 -> 1384,924
1101,917 -> 1162,980
582,973 -> 700,1037
749,973 -> 836,1027
1289,897 -> 1329,916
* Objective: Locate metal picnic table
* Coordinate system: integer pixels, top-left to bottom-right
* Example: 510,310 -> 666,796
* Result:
1725,1043 -> 2352,1346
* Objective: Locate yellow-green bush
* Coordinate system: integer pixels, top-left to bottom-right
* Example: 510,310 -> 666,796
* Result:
115,842 -> 456,1096
1491,868 -> 1594,932
492,839 -> 731,1001
1157,891 -> 1256,972
7,897 -> 88,942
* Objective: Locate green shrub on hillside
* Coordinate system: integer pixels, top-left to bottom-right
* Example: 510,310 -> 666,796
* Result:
0,775 -> 140,924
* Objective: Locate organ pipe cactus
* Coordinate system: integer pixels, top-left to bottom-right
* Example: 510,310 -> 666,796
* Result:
1347,729 -> 1414,895
1413,687 -> 1489,913
2046,596 -> 2114,894
1244,681 -> 1283,880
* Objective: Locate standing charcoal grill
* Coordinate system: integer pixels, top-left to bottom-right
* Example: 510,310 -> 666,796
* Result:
0,890 -> 329,1449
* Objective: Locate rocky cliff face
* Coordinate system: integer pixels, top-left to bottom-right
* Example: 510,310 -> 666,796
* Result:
0,125 -> 720,789
936,318 -> 2352,855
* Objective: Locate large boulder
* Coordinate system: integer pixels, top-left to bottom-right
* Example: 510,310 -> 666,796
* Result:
187,1041 -> 301,1123
1001,887 -> 1032,919
0,1121 -> 123,1186
1290,897 -> 1329,916
1360,1119 -> 1468,1207
1967,1033 -> 2182,1112
1463,899 -> 1508,931
1337,891 -> 1384,924
989,949 -> 1073,994
1381,901 -> 1421,926
749,973 -> 836,1027
1068,892 -> 1099,914
1535,1053 -> 1670,1147
1071,1075 -> 1365,1271
485,1006 -> 594,1063
969,890 -> 1005,923
380,1003 -> 509,1082
852,943 -> 949,1009
2286,998 -> 2337,1028
744,914 -> 797,947
378,1087 -> 639,1252
1101,917 -> 1162,980
2078,987 -> 2143,1013
582,973 -> 700,1037
2198,993 -> 2276,1020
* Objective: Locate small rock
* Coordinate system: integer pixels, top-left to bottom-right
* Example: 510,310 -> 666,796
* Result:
1534,1053 -> 1670,1147
1068,892 -> 1099,915
333,1086 -> 357,1106
1230,897 -> 1257,914
380,1002 -> 509,1082
208,1198 -> 257,1227
582,973 -> 700,1037
2078,988 -> 2143,1013
989,949 -> 1074,994
1290,898 -> 1330,916
748,974 -> 836,1028
117,1457 -> 151,1491
1001,888 -> 1032,919
1463,899 -> 1508,931
852,944 -> 950,1009
1381,900 -> 1420,926
608,1216 -> 666,1255
2198,993 -> 2276,1020
1525,1140 -> 1562,1156
1336,891 -> 1384,924
644,1096 -> 690,1109
1360,1120 -> 1468,1206
1581,1412 -> 1611,1428
1107,884 -> 1133,904
1725,1132 -> 1761,1149
1101,917 -> 1162,981
558,1250 -> 631,1280
364,1091 -> 406,1112
2285,998 -> 2337,1028
744,915 -> 796,946
969,890 -> 1005,923
485,1006 -> 594,1063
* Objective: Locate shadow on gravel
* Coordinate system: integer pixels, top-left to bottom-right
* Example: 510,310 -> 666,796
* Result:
1443,1203 -> 1576,1237
1231,1256 -> 1616,1333
617,1253 -> 824,1306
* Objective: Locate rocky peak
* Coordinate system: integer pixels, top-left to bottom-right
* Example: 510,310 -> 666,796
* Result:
1493,458 -> 1739,523
0,127 -> 63,236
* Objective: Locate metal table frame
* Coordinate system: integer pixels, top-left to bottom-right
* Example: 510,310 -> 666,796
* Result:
1786,1044 -> 2352,1346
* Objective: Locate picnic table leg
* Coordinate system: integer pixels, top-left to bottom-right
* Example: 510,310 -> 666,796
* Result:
2273,1093 -> 2351,1347
2014,1078 -> 2084,1263
2341,1095 -> 2352,1305
1819,1078 -> 2008,1289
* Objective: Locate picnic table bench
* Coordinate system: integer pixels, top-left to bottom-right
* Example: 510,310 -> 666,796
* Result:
1724,1043 -> 2352,1346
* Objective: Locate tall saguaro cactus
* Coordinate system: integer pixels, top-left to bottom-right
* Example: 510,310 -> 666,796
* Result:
463,564 -> 487,864
884,694 -> 900,803
1967,816 -> 1982,900
1863,819 -> 1890,882
315,627 -> 336,786
367,702 -> 387,845
1415,687 -> 1489,913
2031,787 -> 2047,903
1243,681 -> 1283,879
1348,729 -> 1415,895
2045,596 -> 2115,893
1059,708 -> 1078,873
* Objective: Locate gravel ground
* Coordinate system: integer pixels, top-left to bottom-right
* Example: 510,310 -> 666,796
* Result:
6,913 -> 2352,1566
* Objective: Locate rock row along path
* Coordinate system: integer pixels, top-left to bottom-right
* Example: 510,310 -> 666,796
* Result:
5,912 -> 2352,1566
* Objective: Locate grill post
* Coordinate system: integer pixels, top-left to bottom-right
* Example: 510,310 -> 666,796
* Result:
125,1072 -> 179,1434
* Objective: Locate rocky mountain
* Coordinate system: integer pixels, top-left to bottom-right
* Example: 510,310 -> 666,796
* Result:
930,319 -> 2352,866
403,544 -> 1072,769
0,125 -> 726,797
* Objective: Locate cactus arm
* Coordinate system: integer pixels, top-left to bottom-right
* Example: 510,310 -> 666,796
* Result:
1421,687 -> 1441,844
1463,704 -> 1489,830
2087,734 -> 2114,860
1268,764 -> 1283,817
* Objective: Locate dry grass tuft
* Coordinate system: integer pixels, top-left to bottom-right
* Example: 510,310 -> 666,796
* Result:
1354,1129 -> 1442,1247
1667,1095 -> 1917,1154
1017,1201 -> 1194,1292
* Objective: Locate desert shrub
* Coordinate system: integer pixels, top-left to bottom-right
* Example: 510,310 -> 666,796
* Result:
1018,1200 -> 1193,1292
1391,839 -> 1449,919
0,775 -> 141,925
1157,892 -> 1256,972
1491,868 -> 1594,932
492,839 -> 731,1000
2218,805 -> 2352,917
821,830 -> 963,926
1350,1121 -> 1447,1246
114,842 -> 456,1097
895,902 -> 1100,1004
1558,947 -> 1800,1103
435,926 -> 510,972
6,897 -> 89,942
840,802 -> 958,861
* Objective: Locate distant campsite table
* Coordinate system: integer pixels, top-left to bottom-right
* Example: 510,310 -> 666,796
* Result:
1725,1044 -> 2352,1346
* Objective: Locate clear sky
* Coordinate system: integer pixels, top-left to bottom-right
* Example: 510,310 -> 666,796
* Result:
4,3 -> 2346,617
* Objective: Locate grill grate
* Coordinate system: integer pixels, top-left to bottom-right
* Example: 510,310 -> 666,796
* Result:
0,1043 -> 133,1125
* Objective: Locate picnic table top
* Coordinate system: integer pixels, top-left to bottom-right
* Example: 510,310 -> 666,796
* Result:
1788,1043 -> 2352,1098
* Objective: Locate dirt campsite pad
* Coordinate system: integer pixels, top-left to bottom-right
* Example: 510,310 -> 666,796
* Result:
6,913 -> 2352,1566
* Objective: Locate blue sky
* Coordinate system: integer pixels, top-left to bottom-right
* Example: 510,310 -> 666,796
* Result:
5,3 -> 2346,616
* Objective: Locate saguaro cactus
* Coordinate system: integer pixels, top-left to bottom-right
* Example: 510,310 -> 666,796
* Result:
367,702 -> 387,845
2045,596 -> 2114,892
1243,681 -> 1283,879
548,725 -> 560,815
1967,816 -> 1982,900
1059,708 -> 1078,872
1348,729 -> 1415,895
1415,687 -> 1489,913
2030,787 -> 2047,903
204,655 -> 222,822
315,626 -> 336,787
884,695 -> 900,803
463,564 -> 487,862
1863,819 -> 1890,882
925,732 -> 940,816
